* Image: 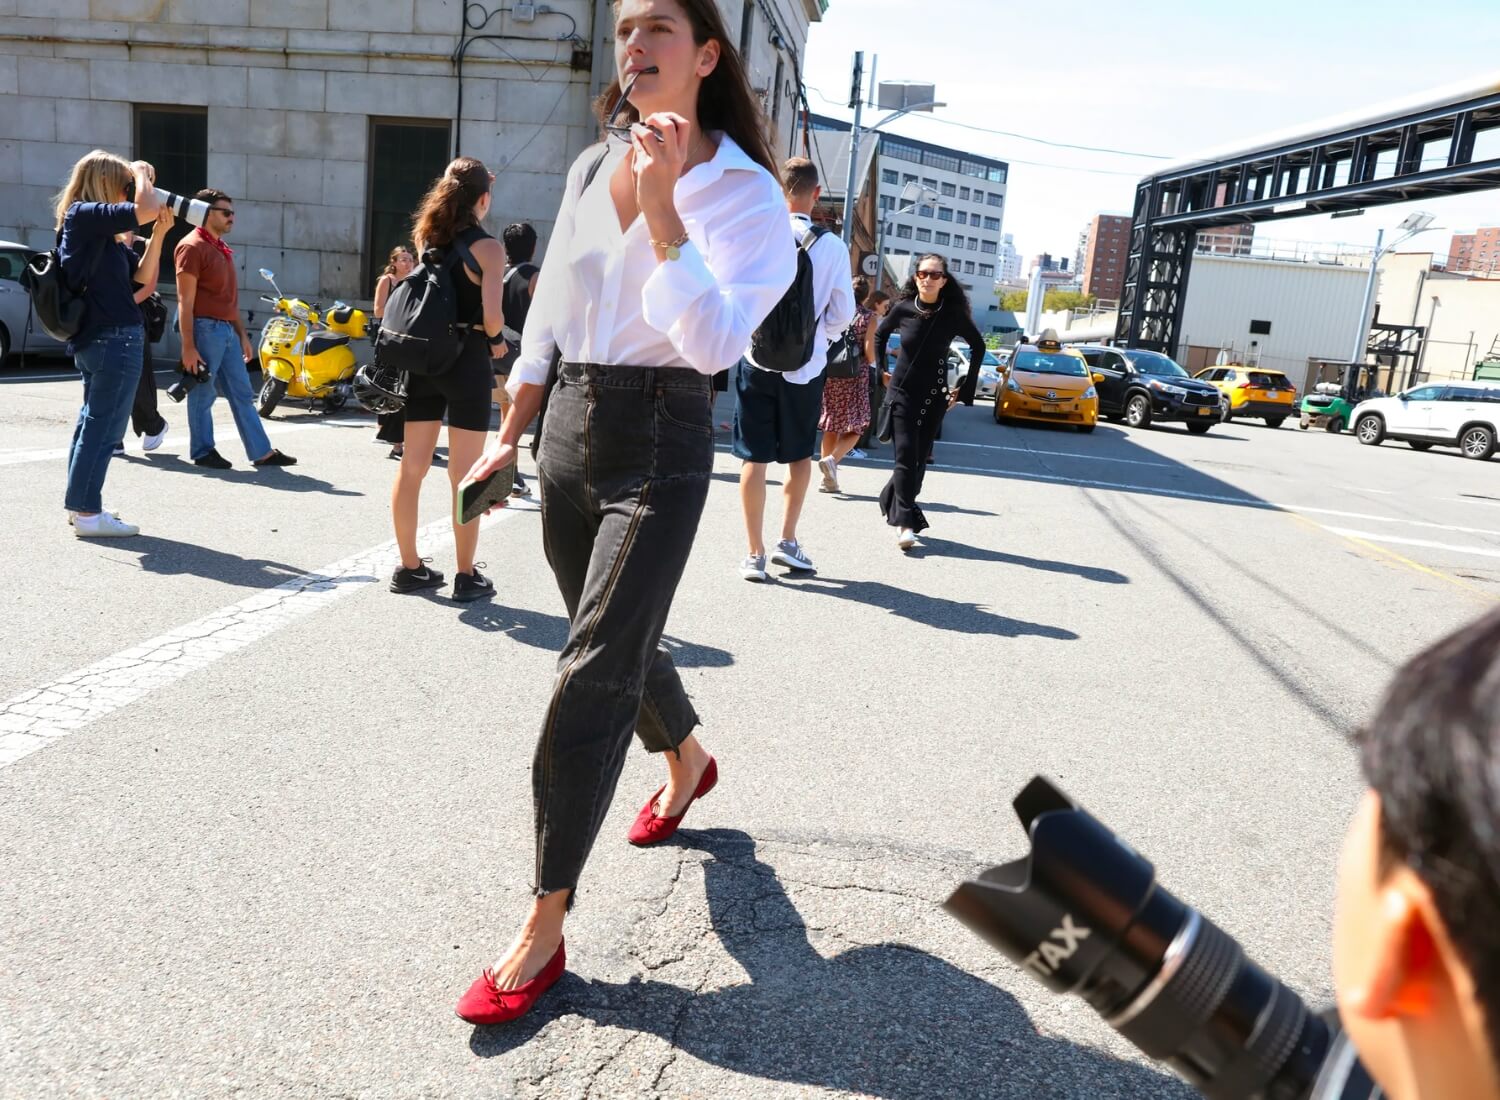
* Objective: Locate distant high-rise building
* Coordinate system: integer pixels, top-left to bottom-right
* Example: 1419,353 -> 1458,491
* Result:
1448,228 -> 1500,273
1449,233 -> 1477,271
1081,213 -> 1131,301
1196,223 -> 1255,257
998,233 -> 1022,281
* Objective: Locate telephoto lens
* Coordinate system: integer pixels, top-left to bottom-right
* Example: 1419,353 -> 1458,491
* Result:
153,189 -> 211,228
943,777 -> 1382,1100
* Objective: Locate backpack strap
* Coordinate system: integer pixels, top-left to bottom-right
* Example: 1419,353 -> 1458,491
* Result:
581,142 -> 610,192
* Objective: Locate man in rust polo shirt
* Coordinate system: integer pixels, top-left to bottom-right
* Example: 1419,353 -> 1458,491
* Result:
175,188 -> 294,469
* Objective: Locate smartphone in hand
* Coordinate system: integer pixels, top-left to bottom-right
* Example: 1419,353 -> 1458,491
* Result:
456,455 -> 517,525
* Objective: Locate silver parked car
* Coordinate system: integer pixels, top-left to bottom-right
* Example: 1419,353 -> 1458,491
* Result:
945,344 -> 1003,400
0,241 -> 68,364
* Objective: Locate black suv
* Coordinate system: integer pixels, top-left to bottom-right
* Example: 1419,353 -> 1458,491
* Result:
1071,345 -> 1221,433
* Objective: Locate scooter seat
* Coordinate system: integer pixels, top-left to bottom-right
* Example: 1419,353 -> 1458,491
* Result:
306,333 -> 350,357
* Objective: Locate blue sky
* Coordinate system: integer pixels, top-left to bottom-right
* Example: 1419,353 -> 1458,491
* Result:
804,0 -> 1500,264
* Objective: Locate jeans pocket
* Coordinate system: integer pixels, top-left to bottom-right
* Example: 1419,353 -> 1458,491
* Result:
655,387 -> 712,435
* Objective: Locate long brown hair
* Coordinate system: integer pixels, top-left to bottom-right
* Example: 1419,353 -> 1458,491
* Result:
54,150 -> 133,229
410,158 -> 490,252
595,0 -> 779,179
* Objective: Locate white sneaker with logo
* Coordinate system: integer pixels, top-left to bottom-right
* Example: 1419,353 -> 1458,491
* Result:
897,528 -> 916,551
74,512 -> 139,538
771,538 -> 815,572
817,455 -> 840,494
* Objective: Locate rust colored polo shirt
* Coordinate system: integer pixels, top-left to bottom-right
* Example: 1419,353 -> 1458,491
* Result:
174,227 -> 238,322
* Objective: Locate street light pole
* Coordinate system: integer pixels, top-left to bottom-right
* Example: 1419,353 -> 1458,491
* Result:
1348,212 -> 1438,365
840,52 -> 864,246
840,98 -> 946,246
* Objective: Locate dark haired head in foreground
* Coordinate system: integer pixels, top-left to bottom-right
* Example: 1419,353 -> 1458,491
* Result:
1336,607 -> 1500,1099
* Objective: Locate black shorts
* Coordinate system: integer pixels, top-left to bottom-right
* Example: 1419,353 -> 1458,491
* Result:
404,336 -> 493,432
731,359 -> 825,464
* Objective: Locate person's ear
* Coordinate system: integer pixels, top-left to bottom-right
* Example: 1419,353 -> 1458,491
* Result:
1347,878 -> 1440,1020
697,38 -> 721,79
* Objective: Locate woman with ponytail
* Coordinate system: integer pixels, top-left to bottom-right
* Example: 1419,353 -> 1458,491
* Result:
453,0 -> 795,1027
388,159 -> 506,603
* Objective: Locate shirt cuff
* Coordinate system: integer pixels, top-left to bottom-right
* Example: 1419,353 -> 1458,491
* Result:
505,354 -> 551,399
640,240 -> 716,334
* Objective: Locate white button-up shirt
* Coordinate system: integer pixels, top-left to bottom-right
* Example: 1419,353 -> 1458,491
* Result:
743,212 -> 856,386
508,133 -> 796,395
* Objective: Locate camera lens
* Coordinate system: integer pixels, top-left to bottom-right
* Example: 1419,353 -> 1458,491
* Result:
944,777 -> 1378,1100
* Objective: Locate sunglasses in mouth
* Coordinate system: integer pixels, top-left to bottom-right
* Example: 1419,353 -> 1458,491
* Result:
605,67 -> 664,143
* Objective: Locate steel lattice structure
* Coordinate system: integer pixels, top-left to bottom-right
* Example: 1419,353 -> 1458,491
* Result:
1117,76 -> 1500,353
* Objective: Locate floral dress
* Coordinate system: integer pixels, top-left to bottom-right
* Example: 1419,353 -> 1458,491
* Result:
818,306 -> 873,434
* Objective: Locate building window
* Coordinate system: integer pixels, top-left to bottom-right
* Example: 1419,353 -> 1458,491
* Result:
921,177 -> 937,190
980,240 -> 998,255
896,224 -> 913,239
918,204 -> 934,218
134,105 -> 207,261
915,227 -> 932,242
940,181 -> 956,197
937,207 -> 953,222
964,261 -> 976,274
968,239 -> 979,251
739,1 -> 754,51
882,169 -> 898,185
771,56 -> 783,121
983,216 -> 1001,231
956,212 -> 967,225
987,193 -> 1003,207
879,195 -> 895,211
924,151 -> 960,173
978,263 -> 994,277
959,186 -> 970,200
886,140 -> 923,164
902,173 -> 917,187
935,231 -> 951,246
366,118 -> 452,289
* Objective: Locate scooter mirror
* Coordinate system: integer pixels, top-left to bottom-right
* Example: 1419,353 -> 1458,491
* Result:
259,268 -> 275,282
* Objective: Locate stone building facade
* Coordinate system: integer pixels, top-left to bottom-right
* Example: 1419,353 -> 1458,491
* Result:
0,0 -> 823,315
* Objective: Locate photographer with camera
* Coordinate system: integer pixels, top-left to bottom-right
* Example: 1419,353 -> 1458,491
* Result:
173,188 -> 295,470
55,151 -> 164,537
1329,610 -> 1500,1100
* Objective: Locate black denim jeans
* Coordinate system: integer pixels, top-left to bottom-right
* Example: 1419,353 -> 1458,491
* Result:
532,361 -> 715,899
878,383 -> 948,533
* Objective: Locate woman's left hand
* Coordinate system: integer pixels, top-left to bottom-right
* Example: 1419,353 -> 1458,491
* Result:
631,112 -> 690,219
155,208 -> 174,232
947,391 -> 960,410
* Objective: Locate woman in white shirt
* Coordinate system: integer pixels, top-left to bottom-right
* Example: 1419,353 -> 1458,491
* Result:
454,0 -> 796,1027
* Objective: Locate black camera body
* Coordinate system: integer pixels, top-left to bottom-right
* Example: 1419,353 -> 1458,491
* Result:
944,777 -> 1381,1100
165,367 -> 200,403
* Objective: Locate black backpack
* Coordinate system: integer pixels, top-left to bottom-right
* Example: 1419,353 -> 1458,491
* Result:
21,230 -> 105,342
749,225 -> 829,373
375,237 -> 481,377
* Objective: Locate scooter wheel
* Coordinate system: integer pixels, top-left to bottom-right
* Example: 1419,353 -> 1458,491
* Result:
258,377 -> 287,419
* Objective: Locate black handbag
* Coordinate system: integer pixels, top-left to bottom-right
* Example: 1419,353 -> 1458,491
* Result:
824,325 -> 861,379
141,292 -> 168,343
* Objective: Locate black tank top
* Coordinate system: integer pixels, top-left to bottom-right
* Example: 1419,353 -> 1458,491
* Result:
502,262 -> 539,336
451,224 -> 490,323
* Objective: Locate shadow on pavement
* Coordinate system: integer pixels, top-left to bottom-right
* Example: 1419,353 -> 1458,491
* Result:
468,829 -> 1191,1099
125,454 -> 362,496
832,492 -> 997,518
781,576 -> 1078,640
456,602 -> 733,667
903,537 -> 1128,582
113,535 -> 312,589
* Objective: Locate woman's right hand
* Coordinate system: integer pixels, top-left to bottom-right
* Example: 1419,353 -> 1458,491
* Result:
130,160 -> 156,186
464,440 -> 517,513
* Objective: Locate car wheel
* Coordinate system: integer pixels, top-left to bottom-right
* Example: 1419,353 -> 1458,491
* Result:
257,376 -> 287,419
1221,406 -> 1232,423
1409,441 -> 1433,452
1324,417 -> 1344,434
1125,393 -> 1152,429
0,323 -> 9,366
1186,422 -> 1212,435
993,402 -> 1005,425
1265,417 -> 1285,429
1355,414 -> 1385,446
1461,424 -> 1497,461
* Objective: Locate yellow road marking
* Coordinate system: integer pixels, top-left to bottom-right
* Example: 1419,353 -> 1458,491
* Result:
1289,513 -> 1497,604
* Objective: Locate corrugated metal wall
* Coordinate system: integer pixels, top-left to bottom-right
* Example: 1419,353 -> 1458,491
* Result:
1177,256 -> 1369,391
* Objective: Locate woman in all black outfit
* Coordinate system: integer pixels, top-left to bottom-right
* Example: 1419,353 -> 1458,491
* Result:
874,253 -> 985,550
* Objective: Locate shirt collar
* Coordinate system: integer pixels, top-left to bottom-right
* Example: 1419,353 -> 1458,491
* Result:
676,132 -> 761,198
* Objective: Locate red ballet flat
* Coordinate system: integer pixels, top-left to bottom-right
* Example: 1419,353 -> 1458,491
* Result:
627,757 -> 718,847
455,939 -> 566,1025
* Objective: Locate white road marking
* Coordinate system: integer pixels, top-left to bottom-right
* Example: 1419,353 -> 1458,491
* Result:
0,502 -> 533,770
0,416 -> 372,467
1283,506 -> 1500,539
935,440 -> 1174,468
1321,528 -> 1500,561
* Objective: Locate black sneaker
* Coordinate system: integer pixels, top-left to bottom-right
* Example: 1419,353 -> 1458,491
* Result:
390,559 -> 445,594
194,449 -> 232,470
452,566 -> 495,602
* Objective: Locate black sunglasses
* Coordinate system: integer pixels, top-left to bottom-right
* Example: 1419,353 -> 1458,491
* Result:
605,67 -> 664,143
915,270 -> 947,280
210,207 -> 235,217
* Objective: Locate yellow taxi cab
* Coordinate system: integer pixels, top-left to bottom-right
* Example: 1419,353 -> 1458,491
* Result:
1193,365 -> 1298,428
994,330 -> 1100,433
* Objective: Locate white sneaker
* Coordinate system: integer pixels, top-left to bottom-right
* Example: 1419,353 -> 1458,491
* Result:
111,444 -> 125,457
897,528 -> 916,551
817,455 -> 840,494
67,507 -> 119,527
143,424 -> 167,452
73,511 -> 139,538
739,553 -> 768,582
847,448 -> 867,460
771,538 -> 815,572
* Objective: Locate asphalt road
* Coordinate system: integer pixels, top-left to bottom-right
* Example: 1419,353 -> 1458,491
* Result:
2,362 -> 1495,1099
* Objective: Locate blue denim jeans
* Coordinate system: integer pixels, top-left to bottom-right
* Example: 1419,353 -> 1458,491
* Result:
187,318 -> 271,462
65,324 -> 144,513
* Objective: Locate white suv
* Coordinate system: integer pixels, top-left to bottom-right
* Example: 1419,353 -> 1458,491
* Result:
1351,380 -> 1500,460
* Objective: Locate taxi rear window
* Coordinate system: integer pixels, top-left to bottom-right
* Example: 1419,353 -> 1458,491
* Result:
1248,372 -> 1290,388
1012,351 -> 1087,377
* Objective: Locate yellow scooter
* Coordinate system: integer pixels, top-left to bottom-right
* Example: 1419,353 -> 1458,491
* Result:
255,267 -> 369,418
